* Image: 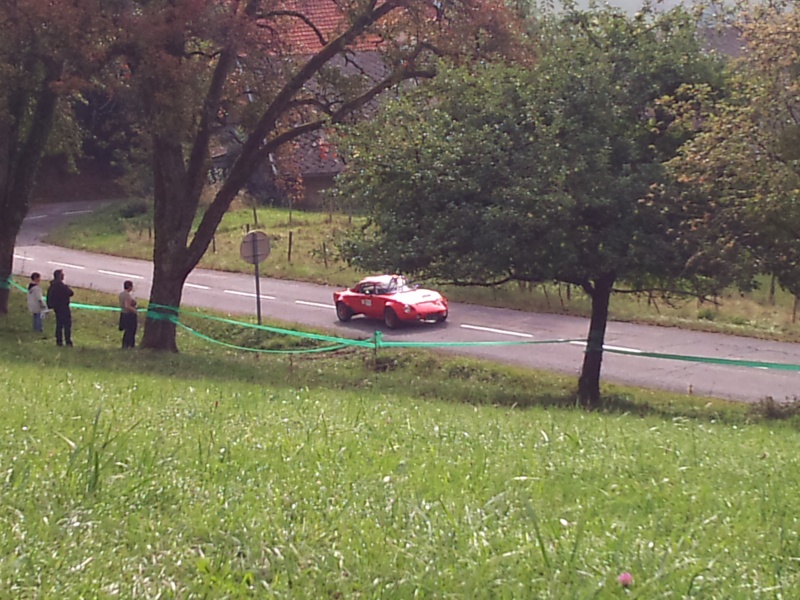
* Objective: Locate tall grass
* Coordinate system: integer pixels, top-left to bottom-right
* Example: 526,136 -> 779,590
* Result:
2,282 -> 800,597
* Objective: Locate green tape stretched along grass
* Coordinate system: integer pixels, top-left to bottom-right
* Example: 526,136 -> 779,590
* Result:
605,347 -> 800,371
152,303 -> 585,349
148,302 -> 375,348
173,320 -> 352,354
8,279 -> 25,292
376,337 -> 585,348
10,276 -> 800,370
70,302 -> 121,312
160,304 -> 800,370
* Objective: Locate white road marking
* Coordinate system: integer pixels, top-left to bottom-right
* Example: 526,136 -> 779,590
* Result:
64,209 -> 93,215
13,254 -> 27,260
461,324 -> 533,338
24,215 -> 47,220
224,289 -> 276,300
48,261 -> 86,270
98,269 -> 144,279
570,341 -> 642,353
185,283 -> 210,290
296,300 -> 335,310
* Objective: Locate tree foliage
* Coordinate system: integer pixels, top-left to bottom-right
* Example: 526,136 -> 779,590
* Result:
667,2 -> 800,304
335,6 -> 730,406
0,0 -> 107,313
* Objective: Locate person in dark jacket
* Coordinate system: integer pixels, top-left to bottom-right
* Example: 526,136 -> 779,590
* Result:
47,269 -> 74,347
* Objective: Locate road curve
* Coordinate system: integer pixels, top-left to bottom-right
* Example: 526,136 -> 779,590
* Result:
11,201 -> 800,403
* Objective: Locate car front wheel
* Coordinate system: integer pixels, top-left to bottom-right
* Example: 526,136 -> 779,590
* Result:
336,302 -> 353,322
384,308 -> 400,329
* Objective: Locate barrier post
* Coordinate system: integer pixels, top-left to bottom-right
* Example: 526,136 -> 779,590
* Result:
373,330 -> 382,368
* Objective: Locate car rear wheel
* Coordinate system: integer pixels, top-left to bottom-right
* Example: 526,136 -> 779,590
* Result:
336,302 -> 353,322
437,310 -> 448,323
384,308 -> 400,329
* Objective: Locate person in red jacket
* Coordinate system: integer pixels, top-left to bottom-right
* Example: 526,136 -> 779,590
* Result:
47,269 -> 74,347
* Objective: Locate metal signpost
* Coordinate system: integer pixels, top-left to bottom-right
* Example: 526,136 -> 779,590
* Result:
240,230 -> 271,324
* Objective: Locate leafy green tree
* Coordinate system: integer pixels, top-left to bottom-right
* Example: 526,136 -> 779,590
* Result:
668,3 -> 800,318
101,0 -> 521,351
336,7 -> 730,406
0,0 -> 106,313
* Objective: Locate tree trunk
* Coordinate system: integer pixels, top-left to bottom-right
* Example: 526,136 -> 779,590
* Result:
0,188 -> 35,314
0,59 -> 62,314
578,274 -> 615,408
140,261 -> 188,352
139,138 -> 194,352
0,221 -> 18,314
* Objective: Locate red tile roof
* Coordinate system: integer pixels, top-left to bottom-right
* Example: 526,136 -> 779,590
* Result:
271,0 -> 385,54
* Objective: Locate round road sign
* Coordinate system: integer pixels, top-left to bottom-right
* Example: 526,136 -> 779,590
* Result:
240,230 -> 271,265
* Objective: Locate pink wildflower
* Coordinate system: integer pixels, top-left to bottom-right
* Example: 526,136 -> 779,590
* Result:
617,571 -> 633,587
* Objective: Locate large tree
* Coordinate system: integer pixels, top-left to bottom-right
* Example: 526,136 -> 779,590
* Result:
0,0 -> 106,313
103,0 -> 520,351
667,2 -> 800,314
335,7 -> 731,407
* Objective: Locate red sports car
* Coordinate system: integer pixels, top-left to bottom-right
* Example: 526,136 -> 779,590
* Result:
333,275 -> 448,329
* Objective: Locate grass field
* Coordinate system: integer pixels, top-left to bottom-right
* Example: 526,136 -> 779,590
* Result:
46,199 -> 800,343
2,281 -> 800,597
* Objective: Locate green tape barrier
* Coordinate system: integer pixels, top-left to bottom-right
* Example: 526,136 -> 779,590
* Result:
0,278 -> 10,290
70,302 -> 121,313
377,337 -> 584,348
604,347 -> 800,372
9,277 -> 800,370
8,279 -> 26,292
142,303 -> 800,370
173,320 -> 352,354
148,303 -> 374,348
150,303 -> 584,349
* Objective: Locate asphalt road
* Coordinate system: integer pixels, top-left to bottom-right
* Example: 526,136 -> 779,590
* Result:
11,200 -> 800,403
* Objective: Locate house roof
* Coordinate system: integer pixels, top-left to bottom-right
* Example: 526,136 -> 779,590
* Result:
295,131 -> 342,177
273,0 -> 385,54
293,48 -> 387,176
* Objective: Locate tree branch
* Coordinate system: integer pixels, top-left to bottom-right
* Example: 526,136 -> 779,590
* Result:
260,10 -> 328,48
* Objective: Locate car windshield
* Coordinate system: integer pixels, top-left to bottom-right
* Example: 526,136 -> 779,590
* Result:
395,280 -> 414,293
369,276 -> 414,295
388,276 -> 413,293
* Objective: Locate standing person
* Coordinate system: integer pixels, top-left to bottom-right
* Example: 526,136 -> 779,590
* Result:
118,280 -> 138,349
26,272 -> 47,332
47,269 -> 74,347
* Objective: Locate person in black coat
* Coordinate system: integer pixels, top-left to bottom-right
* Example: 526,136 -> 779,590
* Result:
47,269 -> 74,347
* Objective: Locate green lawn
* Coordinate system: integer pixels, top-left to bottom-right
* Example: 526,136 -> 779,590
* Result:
2,281 -> 799,597
46,199 -> 800,342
